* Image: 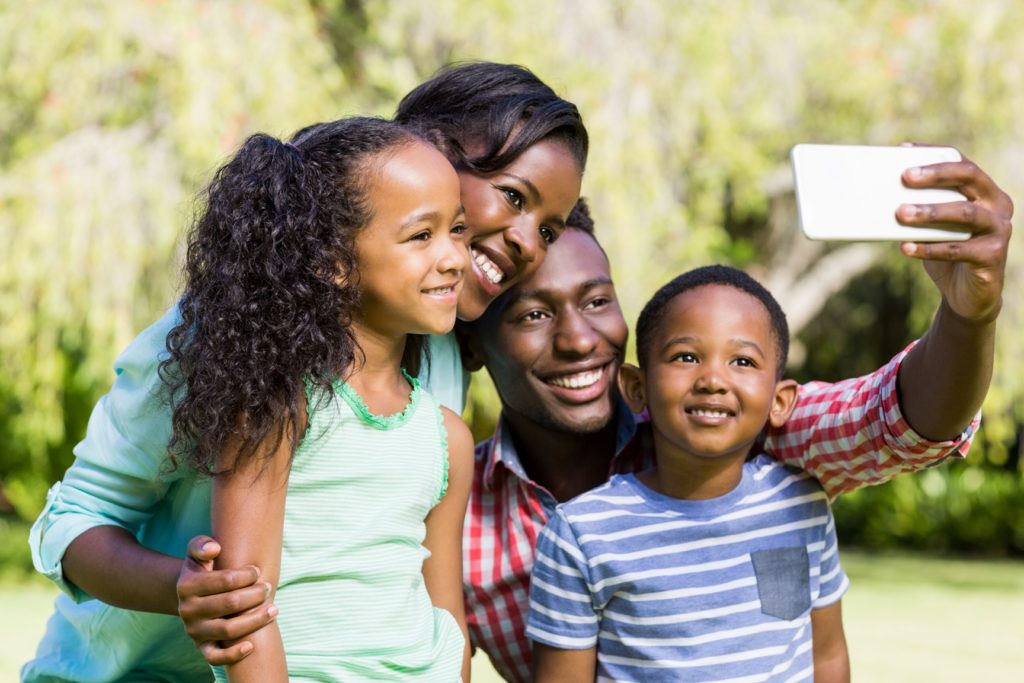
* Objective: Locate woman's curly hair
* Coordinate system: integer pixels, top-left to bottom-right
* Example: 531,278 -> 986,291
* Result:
160,117 -> 422,475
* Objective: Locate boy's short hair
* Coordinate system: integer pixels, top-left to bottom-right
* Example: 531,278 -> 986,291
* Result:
635,265 -> 789,378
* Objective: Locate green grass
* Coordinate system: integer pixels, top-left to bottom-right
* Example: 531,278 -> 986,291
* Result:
5,551 -> 1022,681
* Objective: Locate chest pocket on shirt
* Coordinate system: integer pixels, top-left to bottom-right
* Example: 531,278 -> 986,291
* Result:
751,547 -> 811,620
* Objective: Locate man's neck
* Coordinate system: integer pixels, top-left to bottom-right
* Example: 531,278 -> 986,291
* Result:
502,413 -> 619,503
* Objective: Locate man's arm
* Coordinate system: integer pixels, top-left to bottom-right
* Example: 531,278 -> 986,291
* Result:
894,155 -> 1011,439
811,601 -> 850,683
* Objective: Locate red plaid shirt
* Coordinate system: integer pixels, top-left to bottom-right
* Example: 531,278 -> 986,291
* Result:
462,346 -> 977,682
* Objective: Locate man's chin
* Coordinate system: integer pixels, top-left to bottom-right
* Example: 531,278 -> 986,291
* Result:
540,408 -> 615,436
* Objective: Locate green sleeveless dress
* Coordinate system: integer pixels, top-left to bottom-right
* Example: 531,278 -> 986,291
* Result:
213,374 -> 463,681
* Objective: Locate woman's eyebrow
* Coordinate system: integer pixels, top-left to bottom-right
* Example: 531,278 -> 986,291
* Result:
501,173 -> 540,202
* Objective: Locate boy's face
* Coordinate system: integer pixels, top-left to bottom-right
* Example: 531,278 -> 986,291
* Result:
620,284 -> 796,463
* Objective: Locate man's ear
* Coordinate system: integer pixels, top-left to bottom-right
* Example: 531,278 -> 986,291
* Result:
768,379 -> 799,428
617,362 -> 647,414
454,320 -> 486,373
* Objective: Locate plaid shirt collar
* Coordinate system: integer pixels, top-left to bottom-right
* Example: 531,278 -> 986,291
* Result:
481,396 -> 643,492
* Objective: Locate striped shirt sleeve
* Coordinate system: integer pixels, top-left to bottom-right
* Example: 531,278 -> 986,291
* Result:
526,509 -> 600,650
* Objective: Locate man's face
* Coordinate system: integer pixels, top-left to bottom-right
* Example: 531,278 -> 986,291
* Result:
471,229 -> 628,435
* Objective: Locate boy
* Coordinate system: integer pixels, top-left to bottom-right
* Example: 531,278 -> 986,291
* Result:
526,265 -> 850,682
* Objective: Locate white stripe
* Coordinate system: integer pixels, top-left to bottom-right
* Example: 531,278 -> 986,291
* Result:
603,599 -> 760,625
599,644 -> 789,669
528,599 -> 598,625
572,493 -> 824,544
601,616 -> 804,647
530,575 -> 592,603
614,576 -> 756,602
527,625 -> 596,649
590,552 -> 750,593
534,549 -> 587,580
588,516 -> 827,565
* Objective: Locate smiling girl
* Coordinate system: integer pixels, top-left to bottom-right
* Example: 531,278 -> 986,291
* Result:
181,119 -> 474,681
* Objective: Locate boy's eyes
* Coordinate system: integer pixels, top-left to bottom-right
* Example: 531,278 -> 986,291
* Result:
669,353 -> 758,367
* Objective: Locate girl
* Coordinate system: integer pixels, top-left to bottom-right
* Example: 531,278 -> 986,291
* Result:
171,117 -> 473,680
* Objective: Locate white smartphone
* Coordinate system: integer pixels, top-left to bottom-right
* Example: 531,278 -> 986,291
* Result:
790,143 -> 970,241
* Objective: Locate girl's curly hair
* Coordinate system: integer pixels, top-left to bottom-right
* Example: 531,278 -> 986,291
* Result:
160,117 -> 422,475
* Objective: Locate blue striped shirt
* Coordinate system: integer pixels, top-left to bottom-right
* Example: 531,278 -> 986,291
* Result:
526,455 -> 848,682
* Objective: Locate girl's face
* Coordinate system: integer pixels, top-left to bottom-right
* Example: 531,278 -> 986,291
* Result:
354,140 -> 467,340
456,139 -> 583,321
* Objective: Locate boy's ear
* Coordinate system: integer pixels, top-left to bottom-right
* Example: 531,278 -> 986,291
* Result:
617,363 -> 647,414
768,379 -> 799,428
454,320 -> 486,373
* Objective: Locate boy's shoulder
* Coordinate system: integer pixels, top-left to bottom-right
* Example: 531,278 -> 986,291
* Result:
555,474 -> 643,518
744,453 -> 827,500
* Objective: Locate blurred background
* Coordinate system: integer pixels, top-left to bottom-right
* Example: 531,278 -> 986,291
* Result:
1,1 -> 1021,680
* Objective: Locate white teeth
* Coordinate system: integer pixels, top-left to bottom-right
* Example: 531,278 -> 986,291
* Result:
690,409 -> 730,418
425,286 -> 454,295
473,249 -> 504,285
547,369 -> 603,389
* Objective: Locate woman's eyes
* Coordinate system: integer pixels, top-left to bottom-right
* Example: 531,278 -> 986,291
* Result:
502,188 -> 524,210
451,222 -> 467,236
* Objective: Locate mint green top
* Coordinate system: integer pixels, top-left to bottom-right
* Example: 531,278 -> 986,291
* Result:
24,306 -> 467,682
213,375 -> 463,681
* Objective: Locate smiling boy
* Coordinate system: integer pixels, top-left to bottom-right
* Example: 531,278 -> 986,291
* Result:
527,265 -> 849,682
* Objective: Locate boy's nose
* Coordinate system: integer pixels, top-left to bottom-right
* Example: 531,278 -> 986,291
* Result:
694,367 -> 727,393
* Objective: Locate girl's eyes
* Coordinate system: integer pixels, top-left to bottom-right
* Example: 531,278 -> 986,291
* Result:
672,352 -> 699,364
451,222 -> 467,236
731,357 -> 756,368
410,230 -> 431,242
539,225 -> 557,244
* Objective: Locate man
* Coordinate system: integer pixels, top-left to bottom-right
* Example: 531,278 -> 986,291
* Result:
181,165 -> 1008,680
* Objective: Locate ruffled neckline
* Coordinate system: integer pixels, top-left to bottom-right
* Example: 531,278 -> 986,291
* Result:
335,370 -> 421,430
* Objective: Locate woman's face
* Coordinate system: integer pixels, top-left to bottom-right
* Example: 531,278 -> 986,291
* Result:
456,139 -> 583,321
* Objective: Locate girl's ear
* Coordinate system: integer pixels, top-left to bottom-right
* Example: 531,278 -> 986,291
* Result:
617,363 -> 647,414
768,379 -> 799,428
